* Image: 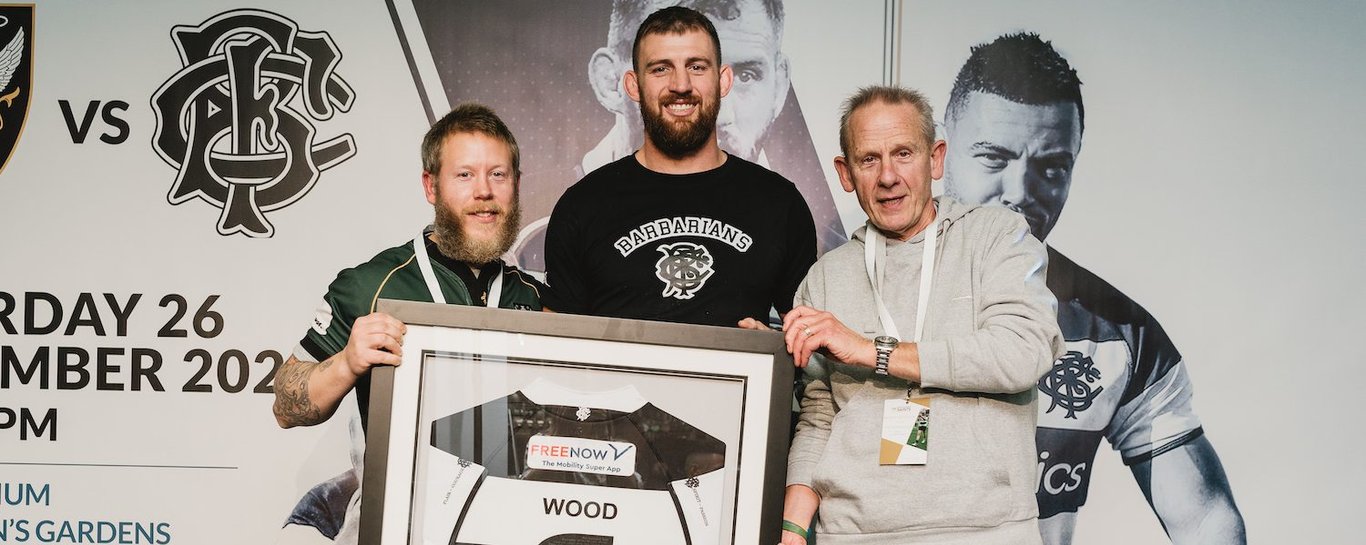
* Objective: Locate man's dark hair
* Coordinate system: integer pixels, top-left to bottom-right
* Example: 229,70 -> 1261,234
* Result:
613,1 -> 785,66
630,6 -> 723,70
838,85 -> 937,159
421,103 -> 520,178
946,32 -> 1084,133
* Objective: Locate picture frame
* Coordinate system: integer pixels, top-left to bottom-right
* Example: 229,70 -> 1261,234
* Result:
360,299 -> 794,545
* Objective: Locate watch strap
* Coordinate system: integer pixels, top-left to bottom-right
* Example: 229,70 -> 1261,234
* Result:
874,337 -> 894,376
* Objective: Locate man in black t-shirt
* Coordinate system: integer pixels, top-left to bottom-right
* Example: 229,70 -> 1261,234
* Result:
544,6 -> 816,327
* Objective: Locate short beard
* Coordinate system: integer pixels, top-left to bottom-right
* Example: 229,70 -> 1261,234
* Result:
640,91 -> 720,159
431,194 -> 521,266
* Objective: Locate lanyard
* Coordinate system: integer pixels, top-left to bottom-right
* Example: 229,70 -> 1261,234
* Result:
862,212 -> 937,343
412,233 -> 502,308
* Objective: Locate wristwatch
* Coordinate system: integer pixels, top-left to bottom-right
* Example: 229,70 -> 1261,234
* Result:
874,335 -> 897,376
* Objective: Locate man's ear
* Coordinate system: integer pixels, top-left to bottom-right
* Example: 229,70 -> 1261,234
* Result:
930,139 -> 947,181
624,68 -> 641,104
770,53 -> 791,121
719,63 -> 734,98
834,155 -> 855,194
422,170 -> 437,205
590,47 -> 628,113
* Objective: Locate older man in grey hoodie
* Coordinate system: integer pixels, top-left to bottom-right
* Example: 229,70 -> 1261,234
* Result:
762,86 -> 1064,544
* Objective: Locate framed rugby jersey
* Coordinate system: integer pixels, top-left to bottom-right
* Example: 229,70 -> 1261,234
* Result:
360,300 -> 793,545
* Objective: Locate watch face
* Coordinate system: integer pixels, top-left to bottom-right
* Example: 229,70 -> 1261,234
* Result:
875,336 -> 897,347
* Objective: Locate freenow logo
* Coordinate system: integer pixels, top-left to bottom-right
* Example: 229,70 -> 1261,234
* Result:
526,436 -> 636,477
151,9 -> 356,237
0,6 -> 32,177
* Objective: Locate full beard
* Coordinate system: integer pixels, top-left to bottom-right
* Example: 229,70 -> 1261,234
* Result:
432,197 -> 521,265
640,91 -> 720,159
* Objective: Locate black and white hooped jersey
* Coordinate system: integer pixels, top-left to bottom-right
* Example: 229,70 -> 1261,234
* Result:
422,391 -> 726,545
1034,247 -> 1204,519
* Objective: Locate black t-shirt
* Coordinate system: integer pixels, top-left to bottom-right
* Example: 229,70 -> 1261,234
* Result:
543,154 -> 817,326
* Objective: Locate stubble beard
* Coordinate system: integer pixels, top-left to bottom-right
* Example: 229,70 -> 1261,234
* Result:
431,192 -> 521,265
640,90 -> 720,159
719,124 -> 770,163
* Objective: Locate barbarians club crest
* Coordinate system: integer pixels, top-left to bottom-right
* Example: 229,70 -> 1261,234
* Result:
1038,350 -> 1105,419
151,9 -> 356,237
0,5 -> 32,178
655,242 -> 714,300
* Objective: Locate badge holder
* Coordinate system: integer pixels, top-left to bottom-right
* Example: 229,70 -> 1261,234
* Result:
880,395 -> 930,464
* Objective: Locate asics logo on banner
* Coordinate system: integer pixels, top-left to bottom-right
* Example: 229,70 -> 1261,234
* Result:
151,9 -> 357,237
1036,451 -> 1087,495
656,242 -> 714,300
1039,350 -> 1104,419
614,216 -> 752,256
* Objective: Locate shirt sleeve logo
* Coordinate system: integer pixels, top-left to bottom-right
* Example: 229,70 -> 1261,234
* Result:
1038,350 -> 1105,419
655,242 -> 714,300
310,300 -> 333,335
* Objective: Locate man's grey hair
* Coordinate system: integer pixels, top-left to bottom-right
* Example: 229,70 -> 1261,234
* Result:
838,85 -> 937,158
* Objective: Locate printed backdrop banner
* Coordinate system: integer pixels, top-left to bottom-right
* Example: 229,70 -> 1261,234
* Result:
901,2 -> 1365,544
0,2 -> 884,545
2,1 -> 1362,545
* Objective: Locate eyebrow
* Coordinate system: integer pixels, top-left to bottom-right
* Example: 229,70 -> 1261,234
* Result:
732,59 -> 765,71
969,142 -> 1018,159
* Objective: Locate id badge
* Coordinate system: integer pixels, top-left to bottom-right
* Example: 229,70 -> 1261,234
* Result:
879,396 -> 930,465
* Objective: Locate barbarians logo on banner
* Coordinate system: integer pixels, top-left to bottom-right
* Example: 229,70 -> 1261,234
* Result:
1038,350 -> 1105,419
151,9 -> 356,237
0,5 -> 32,178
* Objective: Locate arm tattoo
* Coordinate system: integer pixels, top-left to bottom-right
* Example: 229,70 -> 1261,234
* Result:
273,358 -> 334,427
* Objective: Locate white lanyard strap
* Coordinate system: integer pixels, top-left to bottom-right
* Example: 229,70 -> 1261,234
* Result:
485,267 -> 503,309
413,233 -> 447,305
412,233 -> 503,308
862,214 -> 937,343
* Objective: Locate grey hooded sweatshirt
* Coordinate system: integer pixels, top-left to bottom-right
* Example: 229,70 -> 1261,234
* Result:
788,196 -> 1063,544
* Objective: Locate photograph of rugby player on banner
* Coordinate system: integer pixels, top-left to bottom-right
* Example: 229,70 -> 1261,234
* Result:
360,300 -> 794,545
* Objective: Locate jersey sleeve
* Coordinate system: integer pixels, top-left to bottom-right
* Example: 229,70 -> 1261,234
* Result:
631,404 -> 726,481
917,211 -> 1063,394
542,187 -> 591,314
771,184 -> 818,315
422,447 -> 486,545
296,269 -> 368,363
1108,359 -> 1204,464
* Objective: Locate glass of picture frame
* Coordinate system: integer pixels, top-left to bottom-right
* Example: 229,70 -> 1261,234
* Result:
360,299 -> 794,545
